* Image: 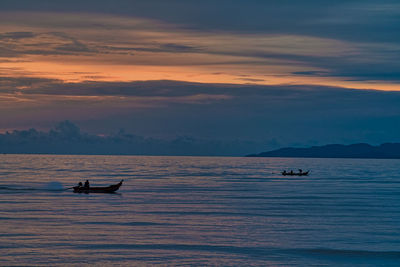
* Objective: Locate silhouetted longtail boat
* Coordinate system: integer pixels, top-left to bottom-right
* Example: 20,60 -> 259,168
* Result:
73,180 -> 123,193
281,171 -> 309,176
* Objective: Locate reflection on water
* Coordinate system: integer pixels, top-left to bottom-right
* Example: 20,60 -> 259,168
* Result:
0,155 -> 400,265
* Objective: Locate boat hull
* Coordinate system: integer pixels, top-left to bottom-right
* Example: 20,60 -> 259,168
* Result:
73,180 -> 123,193
281,171 -> 309,176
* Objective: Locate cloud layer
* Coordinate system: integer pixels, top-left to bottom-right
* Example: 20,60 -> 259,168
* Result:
0,120 -> 264,156
1,78 -> 400,151
0,5 -> 399,88
0,1 -> 399,153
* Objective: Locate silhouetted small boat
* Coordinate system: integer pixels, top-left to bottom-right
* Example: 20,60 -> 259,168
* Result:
281,171 -> 309,176
73,180 -> 123,193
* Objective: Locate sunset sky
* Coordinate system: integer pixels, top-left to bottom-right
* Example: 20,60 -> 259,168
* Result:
1,0 -> 400,151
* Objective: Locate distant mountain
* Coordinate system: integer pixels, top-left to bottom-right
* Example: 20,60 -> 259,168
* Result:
247,143 -> 400,159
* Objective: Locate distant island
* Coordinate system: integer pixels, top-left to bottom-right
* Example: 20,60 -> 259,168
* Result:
247,143 -> 400,159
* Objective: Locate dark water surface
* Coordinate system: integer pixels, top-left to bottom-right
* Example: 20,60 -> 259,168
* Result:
0,155 -> 399,266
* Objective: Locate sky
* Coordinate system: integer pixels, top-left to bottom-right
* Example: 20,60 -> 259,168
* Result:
1,0 -> 400,153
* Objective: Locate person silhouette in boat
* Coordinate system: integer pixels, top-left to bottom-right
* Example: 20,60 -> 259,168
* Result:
77,182 -> 83,188
290,170 -> 294,175
84,180 -> 90,189
298,169 -> 303,174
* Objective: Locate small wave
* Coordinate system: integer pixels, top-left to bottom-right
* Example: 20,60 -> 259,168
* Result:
0,181 -> 70,192
42,181 -> 66,191
70,243 -> 400,260
299,248 -> 400,258
76,221 -> 175,226
0,187 -> 67,192
74,243 -> 278,256
0,186 -> 40,191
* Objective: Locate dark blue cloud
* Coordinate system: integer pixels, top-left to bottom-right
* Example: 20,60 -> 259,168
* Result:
1,78 -> 400,149
0,120 -> 267,156
0,31 -> 36,39
1,2 -> 400,83
2,0 -> 399,44
294,70 -> 400,82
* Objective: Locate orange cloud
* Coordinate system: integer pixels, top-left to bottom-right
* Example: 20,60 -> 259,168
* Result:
0,11 -> 399,91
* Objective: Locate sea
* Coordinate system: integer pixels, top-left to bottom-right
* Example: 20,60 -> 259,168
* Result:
0,154 -> 399,266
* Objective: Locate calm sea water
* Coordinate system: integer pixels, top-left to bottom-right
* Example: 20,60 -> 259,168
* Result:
0,154 -> 399,266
